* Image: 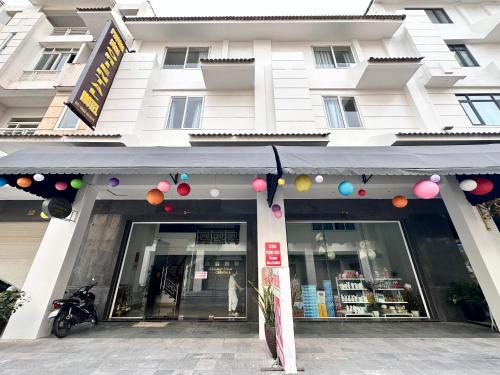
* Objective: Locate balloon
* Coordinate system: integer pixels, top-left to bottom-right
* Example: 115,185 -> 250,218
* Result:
157,180 -> 171,193
210,188 -> 220,197
146,188 -> 164,205
294,175 -> 313,192
0,177 -> 7,187
315,175 -> 324,184
358,189 -> 366,197
459,179 -> 478,192
33,173 -> 45,182
430,174 -> 441,183
40,212 -> 49,219
271,204 -> 281,212
163,203 -> 173,212
368,249 -> 377,260
109,177 -> 120,187
70,178 -> 84,189
55,181 -> 68,191
273,210 -> 283,219
392,195 -> 408,208
180,173 -> 189,181
278,178 -> 286,186
327,250 -> 336,260
413,180 -> 439,199
177,183 -> 191,196
338,181 -> 354,196
470,178 -> 494,196
17,177 -> 32,188
252,177 -> 267,192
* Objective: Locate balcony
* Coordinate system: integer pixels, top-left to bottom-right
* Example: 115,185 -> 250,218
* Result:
19,70 -> 60,82
200,58 -> 255,90
0,121 -> 39,136
7,70 -> 60,91
40,27 -> 93,48
54,63 -> 85,90
355,57 -> 424,89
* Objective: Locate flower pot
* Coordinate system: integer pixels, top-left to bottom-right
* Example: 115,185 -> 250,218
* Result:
372,311 -> 380,318
264,324 -> 277,360
411,310 -> 420,318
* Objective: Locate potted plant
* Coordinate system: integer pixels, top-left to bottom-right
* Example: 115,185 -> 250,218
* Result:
402,284 -> 423,317
0,287 -> 27,333
366,293 -> 381,317
448,282 -> 487,321
249,281 -> 276,359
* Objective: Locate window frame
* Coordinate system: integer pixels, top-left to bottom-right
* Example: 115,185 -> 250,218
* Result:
312,45 -> 356,69
323,95 -> 363,129
54,106 -> 80,130
457,94 -> 500,126
405,8 -> 453,24
162,46 -> 210,70
165,96 -> 204,129
33,48 -> 78,71
0,32 -> 16,52
448,44 -> 479,67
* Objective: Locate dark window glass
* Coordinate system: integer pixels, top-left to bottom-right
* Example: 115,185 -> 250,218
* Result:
163,48 -> 187,69
457,95 -> 500,125
448,44 -> 479,67
406,8 -> 452,24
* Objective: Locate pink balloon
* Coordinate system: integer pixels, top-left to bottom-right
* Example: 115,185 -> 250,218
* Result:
157,180 -> 171,193
274,210 -> 283,218
252,177 -> 267,192
55,181 -> 68,191
413,180 -> 440,199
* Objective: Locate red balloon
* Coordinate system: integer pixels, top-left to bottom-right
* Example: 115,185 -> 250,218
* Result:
177,183 -> 191,196
358,189 -> 366,197
163,203 -> 173,212
470,178 -> 494,196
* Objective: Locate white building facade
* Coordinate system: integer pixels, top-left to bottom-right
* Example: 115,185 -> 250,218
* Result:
0,0 -> 499,340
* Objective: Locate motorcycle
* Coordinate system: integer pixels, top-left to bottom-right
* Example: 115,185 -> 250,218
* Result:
48,283 -> 98,338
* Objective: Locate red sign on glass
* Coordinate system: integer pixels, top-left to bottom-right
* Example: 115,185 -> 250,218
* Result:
265,242 -> 281,267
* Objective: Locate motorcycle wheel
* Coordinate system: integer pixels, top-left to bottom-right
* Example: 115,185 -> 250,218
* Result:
53,311 -> 71,338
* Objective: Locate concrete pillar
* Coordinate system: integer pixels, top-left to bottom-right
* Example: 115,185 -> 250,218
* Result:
2,182 -> 98,339
256,189 -> 289,339
440,176 -> 500,325
253,40 -> 276,132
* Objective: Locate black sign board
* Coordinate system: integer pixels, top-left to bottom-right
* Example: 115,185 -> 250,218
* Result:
42,198 -> 73,219
66,20 -> 126,130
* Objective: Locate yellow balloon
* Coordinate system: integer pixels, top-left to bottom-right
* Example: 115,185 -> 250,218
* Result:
40,212 -> 49,219
278,178 -> 286,186
294,175 -> 313,192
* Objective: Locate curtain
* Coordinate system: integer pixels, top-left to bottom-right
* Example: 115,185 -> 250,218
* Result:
184,97 -> 203,128
334,47 -> 355,67
166,97 -> 187,129
313,48 -> 335,68
324,97 -> 344,128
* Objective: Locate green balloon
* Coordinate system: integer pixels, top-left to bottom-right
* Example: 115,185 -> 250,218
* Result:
70,178 -> 84,189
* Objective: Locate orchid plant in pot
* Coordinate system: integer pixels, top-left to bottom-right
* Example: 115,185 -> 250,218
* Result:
249,281 -> 277,359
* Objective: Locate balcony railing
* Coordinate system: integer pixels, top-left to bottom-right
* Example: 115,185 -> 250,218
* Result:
19,70 -> 61,81
51,27 -> 90,36
1,122 -> 39,135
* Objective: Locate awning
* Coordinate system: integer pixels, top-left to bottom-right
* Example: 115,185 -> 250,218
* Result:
0,146 -> 278,175
275,144 -> 500,175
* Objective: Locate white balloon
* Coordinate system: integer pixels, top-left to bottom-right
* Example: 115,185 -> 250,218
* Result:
315,232 -> 324,242
459,179 -> 478,192
33,173 -> 45,182
368,249 -> 377,260
359,249 -> 368,259
315,175 -> 324,184
210,188 -> 220,197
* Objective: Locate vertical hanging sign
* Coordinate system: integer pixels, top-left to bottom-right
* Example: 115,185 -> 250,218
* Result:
66,20 -> 126,130
272,267 -> 297,374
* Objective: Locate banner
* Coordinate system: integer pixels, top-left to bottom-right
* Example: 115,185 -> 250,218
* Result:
66,20 -> 126,130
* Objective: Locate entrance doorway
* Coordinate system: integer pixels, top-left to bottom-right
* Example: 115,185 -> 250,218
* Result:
110,223 -> 247,320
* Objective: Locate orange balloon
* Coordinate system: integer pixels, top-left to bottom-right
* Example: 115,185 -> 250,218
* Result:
146,188 -> 164,206
17,177 -> 32,188
392,195 -> 408,208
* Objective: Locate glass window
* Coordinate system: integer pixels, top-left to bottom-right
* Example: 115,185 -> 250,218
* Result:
0,32 -> 16,52
448,44 -> 479,67
110,223 -> 248,319
166,96 -> 203,129
287,222 -> 428,319
457,95 -> 500,126
313,46 -> 355,68
163,47 -> 209,69
33,48 -> 78,71
56,107 -> 79,129
324,96 -> 362,128
406,8 -> 452,23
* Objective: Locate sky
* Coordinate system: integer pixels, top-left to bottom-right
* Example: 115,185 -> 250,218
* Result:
5,0 -> 371,16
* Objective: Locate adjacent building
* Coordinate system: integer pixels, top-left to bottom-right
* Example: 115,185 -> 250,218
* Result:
0,0 -> 499,340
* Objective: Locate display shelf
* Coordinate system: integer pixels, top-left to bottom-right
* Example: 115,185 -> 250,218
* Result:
375,278 -> 402,281
345,313 -> 372,317
375,288 -> 404,291
337,278 -> 365,281
379,301 -> 407,304
383,313 -> 414,317
338,288 -> 367,291
341,301 -> 369,304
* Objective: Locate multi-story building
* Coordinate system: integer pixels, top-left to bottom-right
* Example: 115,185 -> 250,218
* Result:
0,0 -> 499,342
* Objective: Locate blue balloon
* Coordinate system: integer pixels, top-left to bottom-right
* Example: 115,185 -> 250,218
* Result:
180,173 -> 189,181
0,177 -> 7,187
338,181 -> 354,196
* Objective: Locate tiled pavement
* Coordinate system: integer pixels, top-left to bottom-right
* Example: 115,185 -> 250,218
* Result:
1,322 -> 499,374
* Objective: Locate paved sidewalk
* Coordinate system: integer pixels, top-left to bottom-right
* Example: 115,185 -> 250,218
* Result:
0,322 -> 499,374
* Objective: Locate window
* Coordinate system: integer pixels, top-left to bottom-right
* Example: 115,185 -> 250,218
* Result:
162,47 -> 209,69
448,44 -> 479,67
2,117 -> 41,135
457,95 -> 500,126
313,46 -> 355,68
324,96 -> 362,128
55,107 -> 80,129
166,97 -> 203,129
0,32 -> 16,52
406,8 -> 452,24
33,48 -> 78,71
